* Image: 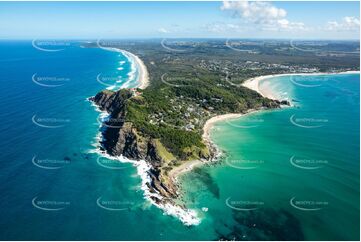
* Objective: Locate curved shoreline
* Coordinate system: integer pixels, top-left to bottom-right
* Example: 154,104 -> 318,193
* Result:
92,49 -> 359,226
119,49 -> 149,90
168,113 -> 255,183
242,70 -> 360,99
91,48 -> 200,226
174,70 -> 360,211
196,70 -> 360,174
99,47 -> 150,90
201,110 -> 261,153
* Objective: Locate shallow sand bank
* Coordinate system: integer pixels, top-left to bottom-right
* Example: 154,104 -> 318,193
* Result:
242,71 -> 360,99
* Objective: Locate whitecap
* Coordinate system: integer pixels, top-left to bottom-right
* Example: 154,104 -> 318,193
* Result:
106,85 -> 116,90
88,99 -> 201,226
100,47 -> 139,89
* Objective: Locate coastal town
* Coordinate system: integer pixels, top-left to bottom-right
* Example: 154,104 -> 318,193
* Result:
1,0 -> 360,240
89,39 -> 359,226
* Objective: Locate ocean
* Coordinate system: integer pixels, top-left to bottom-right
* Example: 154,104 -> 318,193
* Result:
0,40 -> 359,240
181,73 -> 360,240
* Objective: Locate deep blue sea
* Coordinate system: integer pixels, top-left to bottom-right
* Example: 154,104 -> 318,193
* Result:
0,41 -> 359,240
0,40 -> 213,241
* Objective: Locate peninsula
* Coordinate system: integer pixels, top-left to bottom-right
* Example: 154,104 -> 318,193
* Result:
88,39 -> 359,224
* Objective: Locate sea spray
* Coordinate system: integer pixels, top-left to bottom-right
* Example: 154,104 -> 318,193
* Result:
88,95 -> 201,226
88,148 -> 201,226
88,46 -> 201,225
97,47 -> 139,89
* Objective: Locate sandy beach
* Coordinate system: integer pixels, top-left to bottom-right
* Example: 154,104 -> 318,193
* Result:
122,50 -> 150,90
171,70 -> 360,179
191,70 -> 360,177
169,113 -> 257,182
168,114 -> 247,182
170,112 -> 262,186
242,71 -> 360,99
98,46 -> 150,90
202,113 -> 243,144
92,46 -> 360,227
169,159 -> 206,183
97,44 -> 360,222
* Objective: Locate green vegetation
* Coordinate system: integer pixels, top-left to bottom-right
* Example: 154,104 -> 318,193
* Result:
123,66 -> 272,160
154,139 -> 176,162
90,39 -> 359,162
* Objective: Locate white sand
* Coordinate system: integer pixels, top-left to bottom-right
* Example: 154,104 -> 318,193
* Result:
93,47 -> 359,225
123,50 -> 149,90
99,47 -> 150,90
202,113 -> 244,143
242,71 -> 360,99
201,70 -> 360,164
169,159 -> 205,182
169,114 -> 255,183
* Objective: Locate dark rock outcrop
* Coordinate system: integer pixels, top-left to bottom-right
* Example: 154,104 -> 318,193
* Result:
263,98 -> 290,108
90,89 -> 287,201
90,89 -> 178,199
277,99 -> 291,106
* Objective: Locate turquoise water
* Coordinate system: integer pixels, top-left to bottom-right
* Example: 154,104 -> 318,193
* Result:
182,73 -> 360,240
0,41 -> 359,240
0,40 -> 218,241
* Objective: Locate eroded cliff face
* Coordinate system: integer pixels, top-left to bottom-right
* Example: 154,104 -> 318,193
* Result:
90,89 -> 178,199
92,90 -> 140,157
90,89 -> 288,201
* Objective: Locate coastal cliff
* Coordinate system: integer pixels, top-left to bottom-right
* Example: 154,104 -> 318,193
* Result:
90,86 -> 288,205
87,45 -> 295,225
91,89 -> 181,199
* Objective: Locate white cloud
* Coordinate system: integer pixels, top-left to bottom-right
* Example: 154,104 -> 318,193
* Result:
221,1 -> 286,24
221,1 -> 306,31
276,19 -> 306,31
205,22 -> 245,33
326,16 -> 360,32
158,28 -> 169,33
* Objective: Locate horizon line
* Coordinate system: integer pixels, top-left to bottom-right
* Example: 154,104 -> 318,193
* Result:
0,37 -> 360,41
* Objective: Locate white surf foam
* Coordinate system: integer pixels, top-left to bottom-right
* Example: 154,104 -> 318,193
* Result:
88,99 -> 201,226
98,47 -> 139,89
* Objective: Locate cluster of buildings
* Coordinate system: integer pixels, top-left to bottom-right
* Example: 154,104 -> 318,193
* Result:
148,95 -> 212,132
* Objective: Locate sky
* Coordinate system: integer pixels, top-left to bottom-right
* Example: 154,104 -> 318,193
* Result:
0,1 -> 359,40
